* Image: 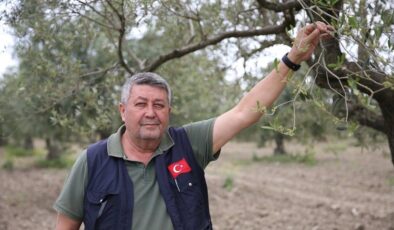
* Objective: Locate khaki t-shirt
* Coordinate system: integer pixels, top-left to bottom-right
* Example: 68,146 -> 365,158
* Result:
54,118 -> 219,230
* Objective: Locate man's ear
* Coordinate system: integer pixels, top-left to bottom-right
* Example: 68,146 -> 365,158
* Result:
119,103 -> 126,122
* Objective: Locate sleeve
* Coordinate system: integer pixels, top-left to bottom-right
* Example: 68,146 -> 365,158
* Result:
183,118 -> 220,169
53,150 -> 88,221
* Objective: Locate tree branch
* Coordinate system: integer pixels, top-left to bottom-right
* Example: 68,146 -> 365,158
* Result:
255,0 -> 305,12
158,0 -> 199,21
79,63 -> 118,79
68,9 -> 116,31
143,23 -> 287,72
313,35 -> 391,101
105,0 -> 134,75
348,102 -> 386,133
76,0 -> 113,25
243,40 -> 279,59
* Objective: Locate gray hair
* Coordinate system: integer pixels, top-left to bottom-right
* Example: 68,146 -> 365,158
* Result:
120,72 -> 172,105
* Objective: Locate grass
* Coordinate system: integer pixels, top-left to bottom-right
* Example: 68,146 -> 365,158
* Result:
323,141 -> 348,156
35,156 -> 74,169
222,176 -> 234,191
388,177 -> 394,187
252,147 -> 317,166
4,145 -> 44,158
1,144 -> 75,169
2,159 -> 14,170
2,145 -> 44,170
35,149 -> 76,169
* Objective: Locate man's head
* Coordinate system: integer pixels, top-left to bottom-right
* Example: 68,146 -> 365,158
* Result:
119,72 -> 172,143
121,72 -> 172,106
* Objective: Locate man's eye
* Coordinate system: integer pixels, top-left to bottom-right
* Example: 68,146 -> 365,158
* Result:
154,104 -> 165,109
135,103 -> 146,107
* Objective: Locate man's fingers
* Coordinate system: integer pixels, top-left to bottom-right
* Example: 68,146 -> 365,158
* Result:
315,21 -> 335,34
320,32 -> 334,40
314,21 -> 326,30
304,23 -> 318,34
304,27 -> 321,43
302,21 -> 334,43
292,21 -> 333,55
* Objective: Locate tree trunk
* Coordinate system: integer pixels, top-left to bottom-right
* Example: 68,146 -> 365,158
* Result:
0,127 -> 7,146
45,138 -> 62,160
379,101 -> 394,166
98,129 -> 111,140
0,135 -> 6,146
274,133 -> 286,155
387,133 -> 394,166
23,136 -> 34,150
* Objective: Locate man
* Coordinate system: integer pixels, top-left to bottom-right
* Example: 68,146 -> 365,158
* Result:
55,22 -> 332,230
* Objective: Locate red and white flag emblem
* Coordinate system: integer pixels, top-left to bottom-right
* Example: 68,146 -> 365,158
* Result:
168,158 -> 191,178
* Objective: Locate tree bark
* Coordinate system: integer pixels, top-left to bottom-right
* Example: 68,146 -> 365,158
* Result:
388,133 -> 394,166
98,129 -> 111,140
274,133 -> 286,155
378,100 -> 394,166
0,135 -> 6,147
45,138 -> 62,160
23,136 -> 34,150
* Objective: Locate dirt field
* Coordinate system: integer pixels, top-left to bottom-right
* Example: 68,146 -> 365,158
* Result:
0,140 -> 393,230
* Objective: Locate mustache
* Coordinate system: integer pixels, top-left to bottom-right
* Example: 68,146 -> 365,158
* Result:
140,120 -> 160,125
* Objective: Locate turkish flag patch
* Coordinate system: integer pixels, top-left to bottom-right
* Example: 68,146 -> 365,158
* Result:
168,158 -> 191,179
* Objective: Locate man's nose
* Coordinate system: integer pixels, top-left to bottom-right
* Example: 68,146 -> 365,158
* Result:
144,104 -> 156,117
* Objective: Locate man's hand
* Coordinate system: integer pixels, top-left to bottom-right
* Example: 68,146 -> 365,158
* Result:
287,21 -> 334,64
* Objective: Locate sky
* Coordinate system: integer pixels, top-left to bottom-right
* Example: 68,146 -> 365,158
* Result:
0,1 -> 18,78
0,22 -> 17,77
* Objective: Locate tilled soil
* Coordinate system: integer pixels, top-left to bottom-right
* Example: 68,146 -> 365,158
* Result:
0,141 -> 393,230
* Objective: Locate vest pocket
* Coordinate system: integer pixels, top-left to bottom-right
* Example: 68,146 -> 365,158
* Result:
174,173 -> 196,191
86,190 -> 118,204
174,173 -> 210,229
86,190 -> 120,229
175,173 -> 204,210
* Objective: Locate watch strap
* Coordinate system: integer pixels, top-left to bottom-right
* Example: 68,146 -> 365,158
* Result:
282,52 -> 301,71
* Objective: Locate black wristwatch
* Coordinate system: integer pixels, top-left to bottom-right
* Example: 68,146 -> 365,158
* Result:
282,53 -> 301,71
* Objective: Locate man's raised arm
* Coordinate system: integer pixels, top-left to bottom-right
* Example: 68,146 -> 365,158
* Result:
213,22 -> 333,153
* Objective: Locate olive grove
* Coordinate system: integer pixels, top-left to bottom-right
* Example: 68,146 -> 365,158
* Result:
0,0 -> 393,164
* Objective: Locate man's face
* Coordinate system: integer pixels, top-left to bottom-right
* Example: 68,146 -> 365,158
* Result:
119,84 -> 171,142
